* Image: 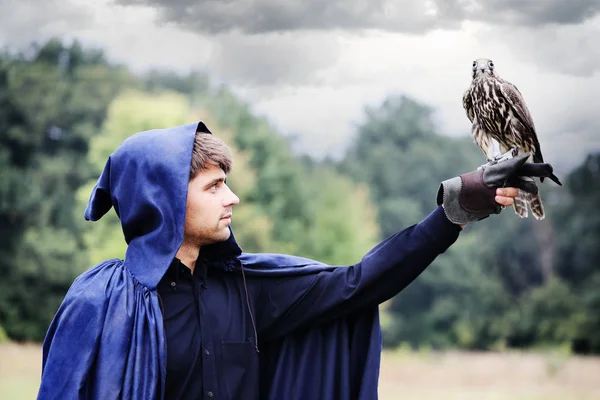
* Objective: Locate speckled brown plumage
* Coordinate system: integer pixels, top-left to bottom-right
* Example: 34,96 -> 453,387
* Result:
463,58 -> 562,220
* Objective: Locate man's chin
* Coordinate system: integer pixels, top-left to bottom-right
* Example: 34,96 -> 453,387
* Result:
220,228 -> 231,241
211,228 -> 231,243
195,228 -> 232,247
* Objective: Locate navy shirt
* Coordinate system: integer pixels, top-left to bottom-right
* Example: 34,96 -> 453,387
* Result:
158,258 -> 207,400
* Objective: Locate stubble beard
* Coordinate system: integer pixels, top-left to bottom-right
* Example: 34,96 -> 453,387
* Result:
190,222 -> 231,247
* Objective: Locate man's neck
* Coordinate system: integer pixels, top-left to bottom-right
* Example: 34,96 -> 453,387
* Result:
175,242 -> 200,274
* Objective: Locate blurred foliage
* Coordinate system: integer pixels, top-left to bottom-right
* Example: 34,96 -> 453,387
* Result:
340,95 -> 483,235
0,39 -> 133,340
1,39 -> 599,355
0,325 -> 8,343
340,94 -> 600,354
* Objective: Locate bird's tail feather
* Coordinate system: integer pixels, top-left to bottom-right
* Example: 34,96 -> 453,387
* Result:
512,189 -> 545,220
513,191 -> 528,219
529,191 -> 545,220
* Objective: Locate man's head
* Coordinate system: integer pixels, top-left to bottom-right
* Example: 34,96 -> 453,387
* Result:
184,132 -> 239,247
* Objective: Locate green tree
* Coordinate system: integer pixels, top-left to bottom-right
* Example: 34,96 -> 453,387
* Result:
551,153 -> 600,353
0,39 -> 130,340
339,95 -> 483,238
298,164 -> 379,265
497,278 -> 586,349
338,94 -> 498,348
553,154 -> 600,285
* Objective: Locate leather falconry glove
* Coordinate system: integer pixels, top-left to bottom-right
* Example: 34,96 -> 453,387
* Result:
436,150 -> 556,225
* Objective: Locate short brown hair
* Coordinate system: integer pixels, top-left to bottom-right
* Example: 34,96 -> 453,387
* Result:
190,133 -> 233,179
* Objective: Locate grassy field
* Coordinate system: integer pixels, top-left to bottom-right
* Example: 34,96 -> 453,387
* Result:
2,343 -> 599,399
379,349 -> 600,399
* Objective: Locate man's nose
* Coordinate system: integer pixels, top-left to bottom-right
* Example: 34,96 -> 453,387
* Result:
224,185 -> 240,206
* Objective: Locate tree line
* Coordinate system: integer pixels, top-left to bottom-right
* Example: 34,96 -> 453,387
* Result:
1,39 -> 598,354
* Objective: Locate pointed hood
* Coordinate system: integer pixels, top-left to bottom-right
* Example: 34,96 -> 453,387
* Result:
84,121 -> 241,289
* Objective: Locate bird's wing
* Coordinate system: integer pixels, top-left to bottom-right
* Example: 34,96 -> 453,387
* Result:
499,79 -> 543,163
462,87 -> 475,122
498,79 -> 536,133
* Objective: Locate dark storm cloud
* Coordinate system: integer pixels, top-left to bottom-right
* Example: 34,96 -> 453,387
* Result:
482,20 -> 600,77
469,0 -> 600,26
118,0 -> 599,34
117,0 -> 463,34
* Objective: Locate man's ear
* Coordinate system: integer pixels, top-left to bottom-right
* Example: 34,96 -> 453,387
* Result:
196,121 -> 212,134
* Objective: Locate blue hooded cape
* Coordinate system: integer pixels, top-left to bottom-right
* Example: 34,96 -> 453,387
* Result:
38,121 -> 461,399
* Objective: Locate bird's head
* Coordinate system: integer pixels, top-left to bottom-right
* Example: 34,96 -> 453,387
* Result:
471,58 -> 496,79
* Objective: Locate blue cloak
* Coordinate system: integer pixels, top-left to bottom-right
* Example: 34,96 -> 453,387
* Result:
37,121 -> 460,399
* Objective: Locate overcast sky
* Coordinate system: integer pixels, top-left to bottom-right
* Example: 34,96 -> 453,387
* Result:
1,0 -> 599,174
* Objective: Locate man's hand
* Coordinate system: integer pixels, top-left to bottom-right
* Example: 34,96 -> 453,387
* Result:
437,151 -> 556,226
495,187 -> 519,208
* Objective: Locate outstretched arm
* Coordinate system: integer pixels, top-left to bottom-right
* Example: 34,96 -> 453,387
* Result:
258,205 -> 461,341
258,153 -> 551,341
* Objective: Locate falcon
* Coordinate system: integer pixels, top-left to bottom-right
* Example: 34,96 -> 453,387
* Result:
462,57 -> 562,220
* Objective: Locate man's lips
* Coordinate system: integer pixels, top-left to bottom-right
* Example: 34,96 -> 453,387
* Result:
221,214 -> 232,220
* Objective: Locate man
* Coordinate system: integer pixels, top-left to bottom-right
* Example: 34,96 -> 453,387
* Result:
37,121 -> 554,400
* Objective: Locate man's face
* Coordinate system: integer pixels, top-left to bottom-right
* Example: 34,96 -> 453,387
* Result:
183,163 -> 240,246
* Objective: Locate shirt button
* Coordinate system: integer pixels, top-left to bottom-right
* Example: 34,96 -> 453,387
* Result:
205,349 -> 210,355
170,282 -> 176,287
207,391 -> 214,397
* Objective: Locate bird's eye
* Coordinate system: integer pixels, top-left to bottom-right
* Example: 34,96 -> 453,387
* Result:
472,61 -> 477,67
488,60 -> 494,67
